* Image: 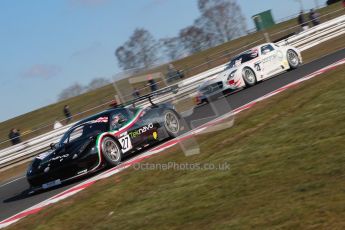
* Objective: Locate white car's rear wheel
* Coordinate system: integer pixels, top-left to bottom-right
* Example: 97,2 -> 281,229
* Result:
287,49 -> 300,69
242,68 -> 257,87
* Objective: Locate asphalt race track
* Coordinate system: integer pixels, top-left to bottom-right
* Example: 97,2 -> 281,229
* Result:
0,48 -> 344,222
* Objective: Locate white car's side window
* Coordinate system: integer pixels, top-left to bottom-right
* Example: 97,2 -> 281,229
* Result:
261,44 -> 275,55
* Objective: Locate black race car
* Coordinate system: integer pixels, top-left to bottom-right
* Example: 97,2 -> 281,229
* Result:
26,95 -> 182,191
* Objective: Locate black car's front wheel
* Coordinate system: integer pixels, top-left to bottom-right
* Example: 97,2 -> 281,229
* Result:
101,136 -> 122,166
163,110 -> 181,137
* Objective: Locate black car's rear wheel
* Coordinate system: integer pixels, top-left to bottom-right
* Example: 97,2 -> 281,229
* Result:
163,110 -> 181,137
101,137 -> 122,166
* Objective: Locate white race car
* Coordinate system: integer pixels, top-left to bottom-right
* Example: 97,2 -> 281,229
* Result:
195,43 -> 302,104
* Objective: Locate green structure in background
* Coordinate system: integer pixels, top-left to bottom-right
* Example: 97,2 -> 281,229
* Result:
252,10 -> 276,31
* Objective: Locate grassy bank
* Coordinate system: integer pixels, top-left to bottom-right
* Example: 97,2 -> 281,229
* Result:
0,3 -> 343,149
9,63 -> 345,229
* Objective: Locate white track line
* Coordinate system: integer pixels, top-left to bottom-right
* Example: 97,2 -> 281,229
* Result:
0,176 -> 25,189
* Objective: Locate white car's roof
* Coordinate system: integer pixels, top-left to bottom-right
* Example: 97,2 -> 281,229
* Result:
239,43 -> 276,55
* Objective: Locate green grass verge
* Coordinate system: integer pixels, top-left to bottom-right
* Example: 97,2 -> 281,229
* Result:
0,3 -> 344,149
8,63 -> 345,229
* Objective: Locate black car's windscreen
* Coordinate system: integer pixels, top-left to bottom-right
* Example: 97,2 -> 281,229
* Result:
110,108 -> 136,130
59,117 -> 109,144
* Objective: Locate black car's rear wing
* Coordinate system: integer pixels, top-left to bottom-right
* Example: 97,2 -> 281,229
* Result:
111,84 -> 179,108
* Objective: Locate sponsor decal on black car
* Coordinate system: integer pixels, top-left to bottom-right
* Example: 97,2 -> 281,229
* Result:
128,123 -> 154,138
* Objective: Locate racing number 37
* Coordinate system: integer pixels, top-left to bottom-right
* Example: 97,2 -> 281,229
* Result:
119,135 -> 132,153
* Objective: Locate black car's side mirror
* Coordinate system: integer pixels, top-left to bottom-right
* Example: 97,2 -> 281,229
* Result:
50,143 -> 56,150
118,118 -> 127,125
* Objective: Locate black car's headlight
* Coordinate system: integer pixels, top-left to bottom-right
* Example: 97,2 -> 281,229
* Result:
26,162 -> 35,175
27,168 -> 32,175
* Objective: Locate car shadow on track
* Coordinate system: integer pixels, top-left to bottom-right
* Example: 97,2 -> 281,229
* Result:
3,189 -> 32,203
2,172 -> 98,203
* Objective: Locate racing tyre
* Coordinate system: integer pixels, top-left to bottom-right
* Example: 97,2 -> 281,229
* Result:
163,110 -> 182,137
287,49 -> 300,69
101,137 -> 122,166
242,67 -> 257,87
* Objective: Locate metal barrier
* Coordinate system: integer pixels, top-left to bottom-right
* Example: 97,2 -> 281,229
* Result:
1,14 -> 344,169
